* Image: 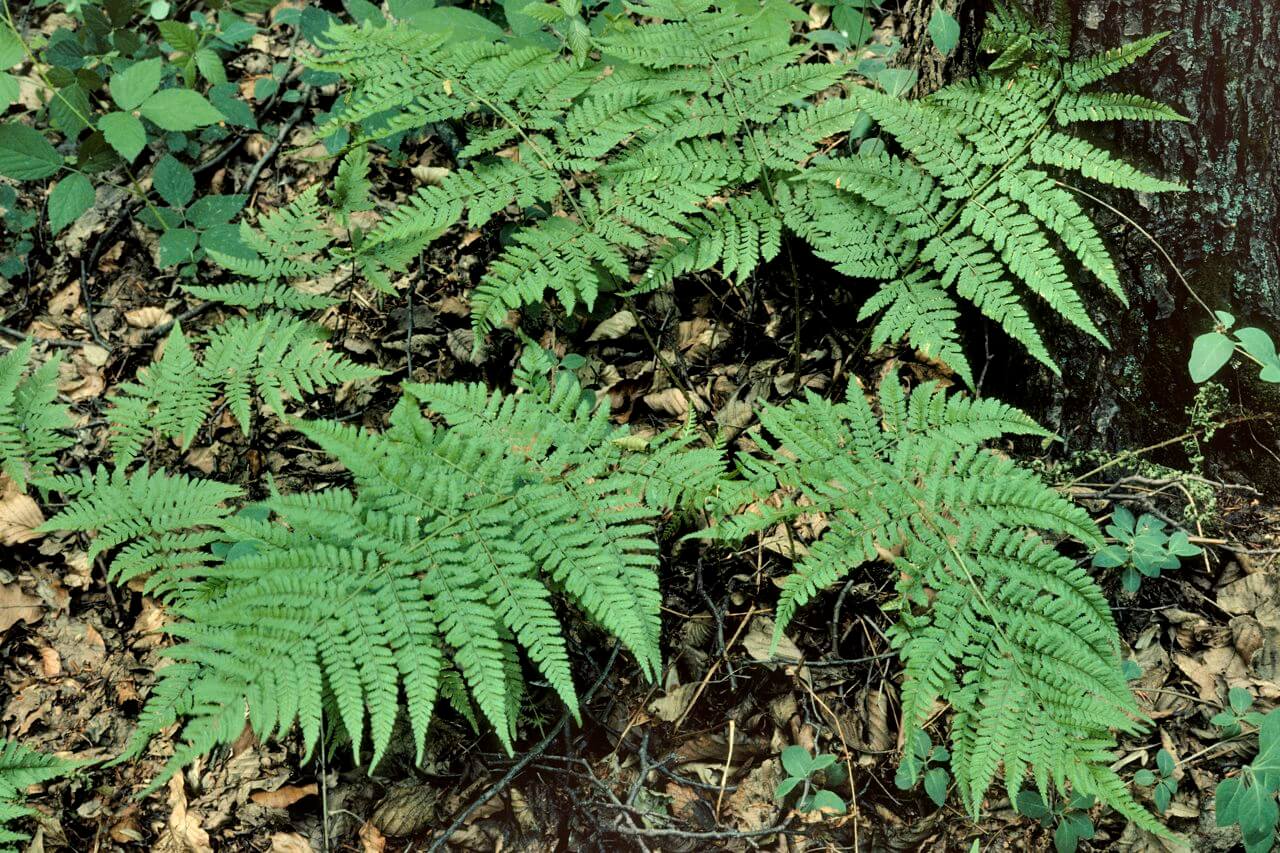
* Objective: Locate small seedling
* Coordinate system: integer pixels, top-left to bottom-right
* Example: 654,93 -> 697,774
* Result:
1190,311 -> 1280,385
1134,749 -> 1179,814
895,729 -> 951,807
775,746 -> 846,815
1215,708 -> 1280,853
1092,506 -> 1202,592
1213,687 -> 1268,738
1016,789 -> 1097,853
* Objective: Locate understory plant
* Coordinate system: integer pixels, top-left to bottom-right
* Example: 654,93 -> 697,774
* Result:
303,0 -> 1183,385
710,374 -> 1161,832
0,740 -> 78,852
0,340 -> 72,492
42,346 -> 724,787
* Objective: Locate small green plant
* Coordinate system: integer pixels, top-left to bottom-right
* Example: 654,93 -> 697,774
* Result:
1091,506 -> 1202,593
0,740 -> 78,852
1015,789 -> 1098,853
0,340 -> 72,492
0,3 -> 260,263
1190,311 -> 1280,385
44,344 -> 725,788
895,729 -> 950,807
711,373 -> 1161,833
1214,687 -> 1268,738
775,746 -> 846,815
1215,708 -> 1280,853
1134,748 -> 1178,814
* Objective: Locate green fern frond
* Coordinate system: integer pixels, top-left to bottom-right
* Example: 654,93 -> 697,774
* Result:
1061,32 -> 1170,91
180,282 -> 339,311
1055,91 -> 1189,124
108,324 -> 214,465
0,341 -> 72,491
38,466 -> 242,598
0,740 -> 78,852
1030,133 -> 1186,192
96,350 -> 722,791
714,375 -> 1154,829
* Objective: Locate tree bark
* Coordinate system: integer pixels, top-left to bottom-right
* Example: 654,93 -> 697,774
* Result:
1005,0 -> 1280,485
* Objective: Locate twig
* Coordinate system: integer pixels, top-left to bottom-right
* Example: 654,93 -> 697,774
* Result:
610,820 -> 793,840
238,105 -> 304,197
425,644 -> 622,853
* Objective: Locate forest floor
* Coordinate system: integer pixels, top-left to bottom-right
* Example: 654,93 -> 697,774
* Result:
4,2 -> 1280,852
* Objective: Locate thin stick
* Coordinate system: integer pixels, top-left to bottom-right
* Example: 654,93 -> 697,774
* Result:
715,719 -> 735,820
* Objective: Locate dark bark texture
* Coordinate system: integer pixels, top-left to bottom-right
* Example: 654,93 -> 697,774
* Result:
1004,1 -> 1280,485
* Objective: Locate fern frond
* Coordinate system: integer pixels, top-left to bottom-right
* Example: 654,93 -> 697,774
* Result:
104,352 -> 719,791
0,740 -> 78,852
108,324 -> 215,465
1030,133 -> 1186,192
1055,91 -> 1189,124
715,375 -> 1153,828
1061,32 -> 1169,91
0,341 -> 72,491
39,466 -> 241,598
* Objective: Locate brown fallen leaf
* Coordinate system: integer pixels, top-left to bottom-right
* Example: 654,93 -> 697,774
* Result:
251,783 -> 319,809
124,306 -> 173,329
359,822 -> 386,853
0,480 -> 44,544
0,583 -> 44,633
154,774 -> 213,853
269,832 -> 315,852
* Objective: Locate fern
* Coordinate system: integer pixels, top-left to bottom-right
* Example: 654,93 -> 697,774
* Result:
49,348 -> 724,789
711,374 -> 1162,833
0,341 -> 72,492
0,741 -> 78,852
310,0 -> 1182,383
108,318 -> 382,465
38,466 -> 242,599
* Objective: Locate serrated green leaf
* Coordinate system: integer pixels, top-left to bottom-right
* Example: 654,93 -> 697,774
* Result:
0,123 -> 62,180
140,89 -> 226,131
1134,769 -> 1156,786
1016,789 -> 1050,819
774,776 -> 801,798
99,111 -> 147,161
923,766 -> 949,806
157,20 -> 200,53
110,57 -> 163,110
47,173 -> 94,234
157,227 -> 198,266
152,154 -> 194,206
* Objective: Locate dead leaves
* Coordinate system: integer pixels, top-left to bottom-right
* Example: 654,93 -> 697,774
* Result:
0,476 -> 44,545
155,775 -> 213,853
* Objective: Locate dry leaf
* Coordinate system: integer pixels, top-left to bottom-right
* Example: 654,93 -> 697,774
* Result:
648,683 -> 699,723
410,165 -> 451,184
359,822 -> 386,853
742,616 -> 803,664
251,783 -> 318,809
125,307 -> 173,328
0,481 -> 44,544
644,387 -> 708,417
371,784 -> 439,837
269,832 -> 314,852
155,775 -> 213,853
0,583 -> 44,633
586,310 -> 637,341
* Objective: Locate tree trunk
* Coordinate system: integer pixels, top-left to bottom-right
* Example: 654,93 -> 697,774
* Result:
1006,0 -> 1280,486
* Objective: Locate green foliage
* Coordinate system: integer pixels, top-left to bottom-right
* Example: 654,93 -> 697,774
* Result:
310,0 -> 1179,383
774,745 -> 846,815
46,348 -> 723,790
1015,789 -> 1098,853
1091,506 -> 1202,593
0,3 -> 261,268
1216,709 -> 1280,853
0,340 -> 72,492
1214,688 -> 1267,738
896,728 -> 951,807
0,740 -> 78,852
107,318 -> 381,465
1134,749 -> 1179,815
1190,310 -> 1280,385
38,466 -> 242,599
711,374 -> 1160,831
